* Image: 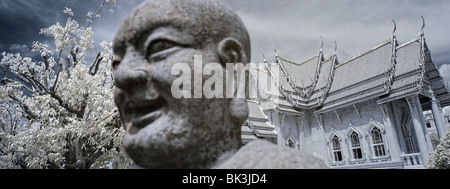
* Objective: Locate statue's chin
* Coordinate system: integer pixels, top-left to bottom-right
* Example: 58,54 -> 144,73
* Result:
121,109 -> 240,169
122,115 -> 211,168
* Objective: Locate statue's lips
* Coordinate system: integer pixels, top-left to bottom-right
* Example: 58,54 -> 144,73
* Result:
126,97 -> 167,128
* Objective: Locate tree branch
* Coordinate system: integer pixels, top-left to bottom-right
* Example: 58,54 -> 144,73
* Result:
85,0 -> 107,29
43,56 -> 50,71
79,95 -> 88,120
0,105 -> 16,135
18,71 -> 39,93
55,19 -> 71,66
51,62 -> 63,93
1,78 -> 15,86
85,148 -> 106,169
62,57 -> 71,78
49,92 -> 81,118
8,94 -> 37,120
70,48 -> 79,66
1,65 -> 8,82
10,71 -> 36,93
30,76 -> 50,95
89,52 -> 101,74
92,57 -> 102,76
42,56 -> 50,88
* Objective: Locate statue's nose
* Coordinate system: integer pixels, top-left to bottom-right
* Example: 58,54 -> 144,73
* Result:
114,51 -> 148,90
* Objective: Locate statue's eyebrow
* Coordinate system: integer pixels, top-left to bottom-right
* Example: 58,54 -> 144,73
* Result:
114,21 -> 192,56
144,30 -> 181,46
144,26 -> 195,48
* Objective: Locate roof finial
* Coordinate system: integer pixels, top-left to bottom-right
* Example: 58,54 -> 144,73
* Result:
273,42 -> 278,56
392,19 -> 397,35
261,48 -> 267,62
419,16 -> 425,37
320,36 -> 324,51
333,41 -> 338,55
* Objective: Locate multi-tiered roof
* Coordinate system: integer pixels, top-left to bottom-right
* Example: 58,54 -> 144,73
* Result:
259,18 -> 450,114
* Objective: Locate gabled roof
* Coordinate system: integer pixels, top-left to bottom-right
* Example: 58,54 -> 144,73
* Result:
314,57 -> 334,91
378,38 -> 450,110
280,55 -> 321,88
329,41 -> 392,94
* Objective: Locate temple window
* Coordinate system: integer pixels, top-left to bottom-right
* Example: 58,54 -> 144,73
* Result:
350,132 -> 363,159
332,135 -> 343,162
371,128 -> 386,157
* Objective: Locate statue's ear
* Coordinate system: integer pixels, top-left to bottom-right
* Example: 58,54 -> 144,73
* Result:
217,37 -> 248,65
218,38 -> 249,126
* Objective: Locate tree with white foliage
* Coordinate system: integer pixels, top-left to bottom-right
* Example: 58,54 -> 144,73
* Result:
427,130 -> 450,169
0,0 -> 132,169
427,106 -> 450,169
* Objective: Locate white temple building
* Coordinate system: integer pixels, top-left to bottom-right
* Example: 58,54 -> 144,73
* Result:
242,19 -> 450,169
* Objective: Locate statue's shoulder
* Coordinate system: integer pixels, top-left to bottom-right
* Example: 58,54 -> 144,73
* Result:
215,140 -> 329,169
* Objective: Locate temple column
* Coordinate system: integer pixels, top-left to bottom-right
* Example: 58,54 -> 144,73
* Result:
431,94 -> 447,139
406,96 -> 430,163
296,115 -> 304,150
439,108 -> 448,133
380,103 -> 402,161
414,97 -> 434,153
277,113 -> 287,146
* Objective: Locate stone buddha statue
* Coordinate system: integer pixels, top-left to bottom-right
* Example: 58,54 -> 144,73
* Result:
112,0 -> 328,169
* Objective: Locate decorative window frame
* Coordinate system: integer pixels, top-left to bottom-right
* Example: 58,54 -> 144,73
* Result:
365,120 -> 391,162
285,137 -> 300,150
345,126 -> 366,165
326,130 -> 346,166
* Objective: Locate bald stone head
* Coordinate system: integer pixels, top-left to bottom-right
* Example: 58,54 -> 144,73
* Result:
112,0 -> 251,168
114,0 -> 251,59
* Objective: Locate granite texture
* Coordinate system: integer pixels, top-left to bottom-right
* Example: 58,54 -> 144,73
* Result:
215,140 -> 328,169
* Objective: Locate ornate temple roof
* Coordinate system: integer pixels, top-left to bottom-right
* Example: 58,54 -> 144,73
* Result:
256,19 -> 450,114
241,100 -> 277,144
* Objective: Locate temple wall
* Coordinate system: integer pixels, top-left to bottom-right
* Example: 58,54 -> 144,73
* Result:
272,99 -> 405,167
319,99 -> 393,166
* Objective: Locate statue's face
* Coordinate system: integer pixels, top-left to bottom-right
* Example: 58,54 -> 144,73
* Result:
112,0 -> 251,168
113,24 -> 235,168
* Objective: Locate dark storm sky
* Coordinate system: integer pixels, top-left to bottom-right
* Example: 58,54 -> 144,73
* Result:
1,0 -> 449,83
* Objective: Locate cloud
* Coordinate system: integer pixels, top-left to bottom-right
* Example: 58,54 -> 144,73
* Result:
1,0 -> 449,69
0,0 -> 119,54
222,0 -> 450,64
9,44 -> 30,53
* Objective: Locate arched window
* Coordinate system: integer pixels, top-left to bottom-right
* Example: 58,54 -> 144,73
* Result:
371,128 -> 386,157
350,132 -> 363,159
332,135 -> 343,162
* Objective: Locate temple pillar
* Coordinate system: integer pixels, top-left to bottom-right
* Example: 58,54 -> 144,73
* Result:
406,96 -> 430,163
439,108 -> 448,133
414,97 -> 434,153
431,94 -> 447,139
278,113 -> 287,146
380,102 -> 402,161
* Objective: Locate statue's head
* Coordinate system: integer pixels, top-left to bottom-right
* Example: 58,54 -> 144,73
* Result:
112,0 -> 251,168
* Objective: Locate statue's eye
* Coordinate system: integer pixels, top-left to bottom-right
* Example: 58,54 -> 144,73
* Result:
146,39 -> 178,57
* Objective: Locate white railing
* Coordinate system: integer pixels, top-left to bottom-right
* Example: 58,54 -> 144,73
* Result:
400,153 -> 423,167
